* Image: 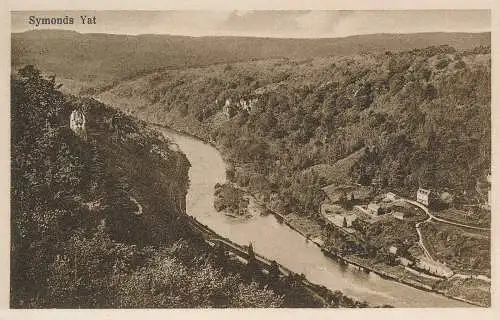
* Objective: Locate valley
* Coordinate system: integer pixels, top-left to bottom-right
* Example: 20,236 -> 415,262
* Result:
11,29 -> 491,308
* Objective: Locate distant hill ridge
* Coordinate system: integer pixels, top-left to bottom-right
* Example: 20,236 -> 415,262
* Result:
12,30 -> 490,91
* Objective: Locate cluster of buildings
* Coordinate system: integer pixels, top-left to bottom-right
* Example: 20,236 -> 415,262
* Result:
320,184 -> 463,279
321,185 -> 402,229
321,184 -> 437,225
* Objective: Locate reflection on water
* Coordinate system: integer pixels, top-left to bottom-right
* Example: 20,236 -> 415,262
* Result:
160,127 -> 470,308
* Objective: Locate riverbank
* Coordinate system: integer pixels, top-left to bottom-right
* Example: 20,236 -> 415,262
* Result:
150,122 -> 486,307
113,117 -> 472,307
209,177 -> 487,307
249,193 -> 487,307
185,213 -> 370,308
269,204 -> 487,306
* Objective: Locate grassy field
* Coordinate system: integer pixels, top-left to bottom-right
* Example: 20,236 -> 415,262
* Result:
433,207 -> 490,228
303,147 -> 366,185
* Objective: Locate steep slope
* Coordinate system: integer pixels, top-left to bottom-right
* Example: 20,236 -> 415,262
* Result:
10,66 -> 288,308
304,147 -> 366,185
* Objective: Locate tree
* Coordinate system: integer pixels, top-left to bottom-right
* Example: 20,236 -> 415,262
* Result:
10,66 -> 289,309
268,260 -> 280,284
180,103 -> 189,117
248,242 -> 255,261
214,242 -> 228,271
339,191 -> 348,209
114,249 -> 283,308
226,165 -> 236,182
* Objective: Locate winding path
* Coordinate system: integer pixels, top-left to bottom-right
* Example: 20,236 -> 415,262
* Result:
414,217 -> 434,260
403,198 -> 490,231
400,196 -> 491,282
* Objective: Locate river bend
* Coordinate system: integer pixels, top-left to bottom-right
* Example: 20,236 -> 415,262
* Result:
160,127 -> 469,308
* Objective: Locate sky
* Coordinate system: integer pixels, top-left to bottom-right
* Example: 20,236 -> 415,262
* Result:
11,10 -> 491,38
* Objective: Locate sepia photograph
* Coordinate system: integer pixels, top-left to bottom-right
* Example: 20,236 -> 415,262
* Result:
8,7 -> 492,310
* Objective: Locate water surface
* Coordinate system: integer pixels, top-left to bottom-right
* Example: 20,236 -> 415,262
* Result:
160,127 -> 469,308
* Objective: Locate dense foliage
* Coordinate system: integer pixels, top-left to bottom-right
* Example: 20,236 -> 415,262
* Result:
10,66 -> 289,308
12,31 -> 491,307
12,31 -> 490,93
214,183 -> 249,216
100,45 -> 490,221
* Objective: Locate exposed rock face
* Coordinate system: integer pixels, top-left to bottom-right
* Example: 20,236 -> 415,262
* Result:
222,97 -> 259,119
223,99 -> 233,118
239,97 -> 258,112
70,109 -> 87,140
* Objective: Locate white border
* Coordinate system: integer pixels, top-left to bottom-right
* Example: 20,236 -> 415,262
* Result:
1,1 -> 498,320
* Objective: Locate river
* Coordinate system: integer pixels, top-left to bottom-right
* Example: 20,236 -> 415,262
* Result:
159,127 -> 470,308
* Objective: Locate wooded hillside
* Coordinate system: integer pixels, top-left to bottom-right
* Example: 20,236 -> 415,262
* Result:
12,30 -> 490,93
10,66 -> 289,308
98,45 -> 490,218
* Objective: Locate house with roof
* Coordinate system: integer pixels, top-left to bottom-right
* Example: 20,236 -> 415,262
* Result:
417,188 -> 431,206
320,205 -> 357,232
367,203 -> 381,216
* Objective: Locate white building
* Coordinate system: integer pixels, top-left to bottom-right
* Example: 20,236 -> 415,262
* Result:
416,188 -> 431,206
